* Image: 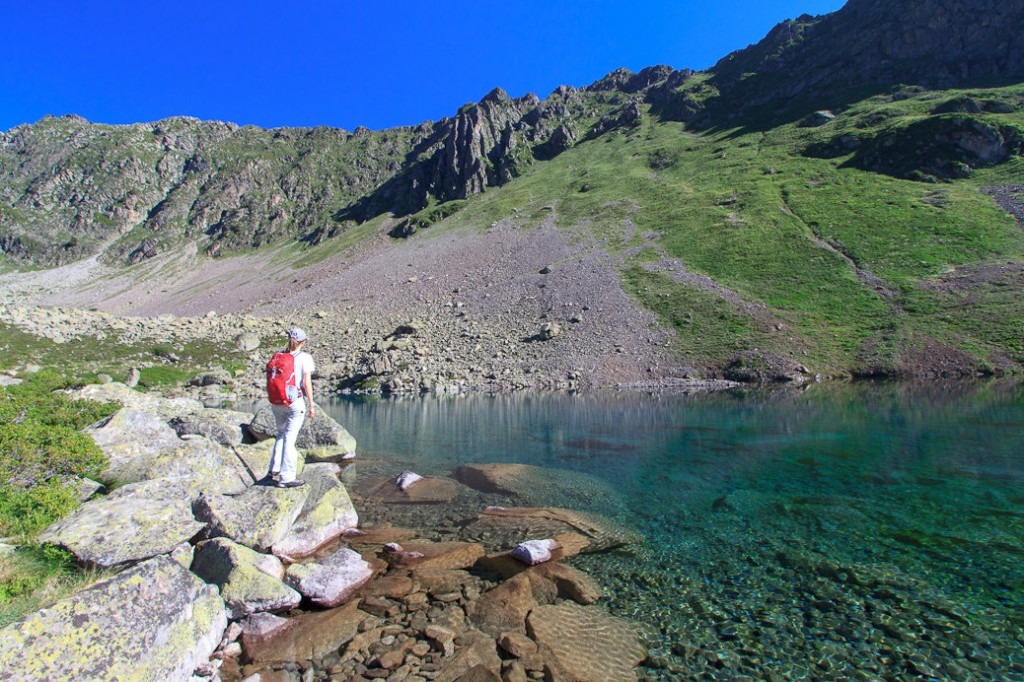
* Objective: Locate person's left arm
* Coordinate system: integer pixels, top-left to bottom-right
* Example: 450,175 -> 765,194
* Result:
302,355 -> 315,418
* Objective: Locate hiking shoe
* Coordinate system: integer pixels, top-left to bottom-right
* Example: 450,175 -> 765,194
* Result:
276,479 -> 305,488
258,473 -> 281,486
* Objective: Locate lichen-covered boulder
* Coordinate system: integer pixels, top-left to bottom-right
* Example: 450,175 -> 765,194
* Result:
271,464 -> 359,560
116,434 -> 248,498
89,408 -> 182,482
248,402 -> 357,460
69,382 -> 204,418
229,442 -> 305,486
0,555 -> 227,682
38,478 -> 206,568
284,547 -> 374,608
527,602 -> 645,681
195,484 -> 310,552
191,538 -> 301,620
168,408 -> 254,447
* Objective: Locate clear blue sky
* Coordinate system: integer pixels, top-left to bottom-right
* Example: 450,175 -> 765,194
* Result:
0,0 -> 846,133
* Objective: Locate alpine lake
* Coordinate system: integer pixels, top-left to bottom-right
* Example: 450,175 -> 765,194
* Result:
319,380 -> 1024,681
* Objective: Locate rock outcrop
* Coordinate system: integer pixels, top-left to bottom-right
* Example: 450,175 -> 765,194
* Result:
191,537 -> 302,620
37,477 -> 206,567
270,463 -> 360,560
705,0 -> 1024,124
12,381 -> 653,681
0,556 -> 227,682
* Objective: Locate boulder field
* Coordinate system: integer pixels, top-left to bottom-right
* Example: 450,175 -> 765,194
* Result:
0,382 -> 648,682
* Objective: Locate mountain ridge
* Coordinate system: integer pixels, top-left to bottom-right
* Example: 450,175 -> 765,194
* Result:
3,0 -> 1024,386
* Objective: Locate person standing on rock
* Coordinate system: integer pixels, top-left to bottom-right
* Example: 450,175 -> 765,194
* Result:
264,327 -> 315,488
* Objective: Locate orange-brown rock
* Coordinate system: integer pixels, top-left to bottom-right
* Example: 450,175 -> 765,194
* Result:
344,523 -> 419,552
453,463 -> 534,495
466,572 -> 555,637
497,631 -> 539,658
389,540 -> 485,571
552,532 -> 591,558
461,507 -> 638,553
368,476 -> 461,504
413,567 -> 473,596
433,635 -> 503,682
527,602 -> 646,682
532,562 -> 603,605
361,572 -> 415,599
243,599 -> 376,663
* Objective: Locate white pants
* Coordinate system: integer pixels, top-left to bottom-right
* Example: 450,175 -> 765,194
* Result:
269,398 -> 306,483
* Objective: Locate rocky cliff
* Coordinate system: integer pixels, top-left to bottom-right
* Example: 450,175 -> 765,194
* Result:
702,0 -> 1024,124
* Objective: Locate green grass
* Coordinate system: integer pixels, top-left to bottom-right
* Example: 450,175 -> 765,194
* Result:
426,83 -> 1024,374
0,321 -> 248,383
0,370 -> 121,624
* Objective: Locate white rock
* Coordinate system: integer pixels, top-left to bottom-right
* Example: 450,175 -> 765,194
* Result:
511,538 -> 561,566
394,470 -> 423,491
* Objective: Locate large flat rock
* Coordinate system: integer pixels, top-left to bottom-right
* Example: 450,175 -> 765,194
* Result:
195,483 -> 310,552
38,478 -> 206,568
89,407 -> 182,482
527,602 -> 645,682
0,555 -> 227,682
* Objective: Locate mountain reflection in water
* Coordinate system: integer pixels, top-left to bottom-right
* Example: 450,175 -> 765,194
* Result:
324,381 -> 1024,680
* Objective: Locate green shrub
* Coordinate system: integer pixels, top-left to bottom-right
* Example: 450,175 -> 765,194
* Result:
0,482 -> 79,540
0,371 -> 116,541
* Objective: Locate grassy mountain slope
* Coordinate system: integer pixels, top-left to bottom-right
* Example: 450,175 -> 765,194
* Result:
402,83 -> 1024,377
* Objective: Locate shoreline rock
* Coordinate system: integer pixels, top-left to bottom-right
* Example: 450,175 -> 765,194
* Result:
1,382 -> 649,681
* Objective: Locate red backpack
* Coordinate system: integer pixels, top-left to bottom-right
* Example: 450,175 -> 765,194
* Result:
266,352 -> 299,405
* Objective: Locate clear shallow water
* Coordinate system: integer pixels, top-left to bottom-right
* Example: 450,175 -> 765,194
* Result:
325,382 -> 1024,680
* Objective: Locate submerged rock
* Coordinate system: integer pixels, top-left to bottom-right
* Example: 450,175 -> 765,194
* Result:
527,602 -> 646,681
38,478 -> 206,567
385,540 -> 485,571
244,599 -> 376,663
467,571 -> 555,637
368,474 -> 462,504
461,507 -> 640,553
0,555 -> 227,682
452,462 -> 625,511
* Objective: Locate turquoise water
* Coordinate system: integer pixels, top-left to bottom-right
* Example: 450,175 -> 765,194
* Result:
325,381 -> 1024,680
